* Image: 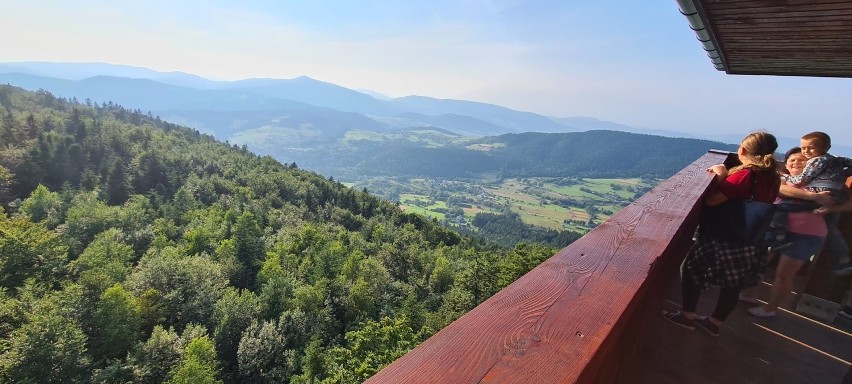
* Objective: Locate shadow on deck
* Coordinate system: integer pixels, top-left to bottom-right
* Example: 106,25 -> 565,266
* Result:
624,275 -> 852,384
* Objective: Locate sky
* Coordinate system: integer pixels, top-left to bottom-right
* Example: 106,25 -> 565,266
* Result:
2,0 -> 851,148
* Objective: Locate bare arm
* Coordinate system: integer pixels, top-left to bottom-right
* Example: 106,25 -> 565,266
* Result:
816,198 -> 852,213
704,191 -> 729,206
704,164 -> 729,206
779,184 -> 835,206
815,188 -> 852,214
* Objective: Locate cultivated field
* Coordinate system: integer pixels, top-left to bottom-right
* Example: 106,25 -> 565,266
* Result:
395,177 -> 656,233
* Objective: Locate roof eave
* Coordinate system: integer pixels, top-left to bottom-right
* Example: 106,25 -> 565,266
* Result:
675,0 -> 727,72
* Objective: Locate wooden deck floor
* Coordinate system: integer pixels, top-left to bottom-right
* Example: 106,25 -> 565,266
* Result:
619,276 -> 852,384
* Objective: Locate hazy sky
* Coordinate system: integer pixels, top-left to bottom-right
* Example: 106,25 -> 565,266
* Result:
2,0 -> 851,146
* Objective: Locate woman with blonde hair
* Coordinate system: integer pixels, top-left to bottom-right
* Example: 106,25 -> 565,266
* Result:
664,131 -> 780,336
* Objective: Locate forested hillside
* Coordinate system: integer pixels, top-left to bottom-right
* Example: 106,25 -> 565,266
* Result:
348,131 -> 734,180
0,64 -> 753,184
0,85 -> 556,383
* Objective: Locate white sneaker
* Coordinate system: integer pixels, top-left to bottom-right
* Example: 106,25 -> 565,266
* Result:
748,306 -> 776,318
738,293 -> 760,304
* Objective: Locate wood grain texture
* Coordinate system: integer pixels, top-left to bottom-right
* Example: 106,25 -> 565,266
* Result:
366,152 -> 728,383
687,0 -> 852,77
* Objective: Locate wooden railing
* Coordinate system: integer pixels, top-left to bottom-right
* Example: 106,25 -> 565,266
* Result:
367,151 -> 731,383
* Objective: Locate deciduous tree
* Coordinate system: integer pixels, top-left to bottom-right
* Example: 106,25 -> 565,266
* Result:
213,288 -> 261,373
167,336 -> 222,384
0,214 -> 67,289
0,300 -> 91,383
92,283 -> 141,359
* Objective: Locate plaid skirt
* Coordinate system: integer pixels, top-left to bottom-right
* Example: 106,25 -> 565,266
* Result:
681,235 -> 766,290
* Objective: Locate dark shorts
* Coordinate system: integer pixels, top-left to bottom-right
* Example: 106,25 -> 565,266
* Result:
781,233 -> 825,262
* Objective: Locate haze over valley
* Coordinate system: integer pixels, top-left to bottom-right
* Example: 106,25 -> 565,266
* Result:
0,62 -> 763,243
3,60 -> 822,182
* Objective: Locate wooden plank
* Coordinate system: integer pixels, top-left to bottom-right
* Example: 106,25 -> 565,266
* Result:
727,56 -> 852,64
717,30 -> 852,40
709,3 -> 852,16
714,14 -> 852,24
717,25 -> 852,33
728,59 -> 852,67
711,8 -> 852,18
723,59 -> 852,66
717,36 -> 852,44
621,272 -> 852,383
723,43 -> 852,50
366,152 -> 727,383
728,59 -> 852,65
705,0 -> 852,10
729,68 -> 852,75
727,69 -> 852,78
719,23 -> 852,30
723,44 -> 852,51
716,18 -> 852,27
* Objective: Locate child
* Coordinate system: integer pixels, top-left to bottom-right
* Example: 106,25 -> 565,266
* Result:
784,132 -> 852,202
773,132 -> 852,272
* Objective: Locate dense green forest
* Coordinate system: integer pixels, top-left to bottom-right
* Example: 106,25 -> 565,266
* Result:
344,131 -> 730,180
0,85 -> 557,383
466,211 -> 582,248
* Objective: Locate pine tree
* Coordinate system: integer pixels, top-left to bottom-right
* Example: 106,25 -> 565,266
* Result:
233,212 -> 264,289
106,159 -> 130,205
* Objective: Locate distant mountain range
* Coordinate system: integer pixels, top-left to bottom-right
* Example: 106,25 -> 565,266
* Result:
2,61 -> 843,170
0,61 -> 567,136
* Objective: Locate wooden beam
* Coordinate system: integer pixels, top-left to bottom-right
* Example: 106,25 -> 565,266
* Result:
366,152 -> 728,383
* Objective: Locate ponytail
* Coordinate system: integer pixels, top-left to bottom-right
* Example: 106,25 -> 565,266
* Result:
732,131 -> 779,174
731,154 -> 777,173
750,153 -> 778,172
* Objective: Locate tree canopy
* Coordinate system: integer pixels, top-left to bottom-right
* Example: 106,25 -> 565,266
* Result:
0,85 -> 560,383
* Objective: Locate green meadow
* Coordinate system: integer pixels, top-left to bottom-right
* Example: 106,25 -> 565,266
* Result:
375,177 -> 656,234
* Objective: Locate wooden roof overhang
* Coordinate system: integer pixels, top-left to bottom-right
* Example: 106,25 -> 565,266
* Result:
676,0 -> 852,78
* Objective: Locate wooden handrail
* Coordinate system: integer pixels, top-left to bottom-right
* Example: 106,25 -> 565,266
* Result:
367,151 -> 730,383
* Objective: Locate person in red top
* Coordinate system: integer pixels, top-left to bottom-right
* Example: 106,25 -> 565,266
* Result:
664,131 -> 780,336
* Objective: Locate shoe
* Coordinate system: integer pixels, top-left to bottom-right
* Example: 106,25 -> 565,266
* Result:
738,293 -> 760,304
694,316 -> 720,337
838,307 -> 852,320
833,261 -> 852,276
662,310 -> 695,330
747,306 -> 777,318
